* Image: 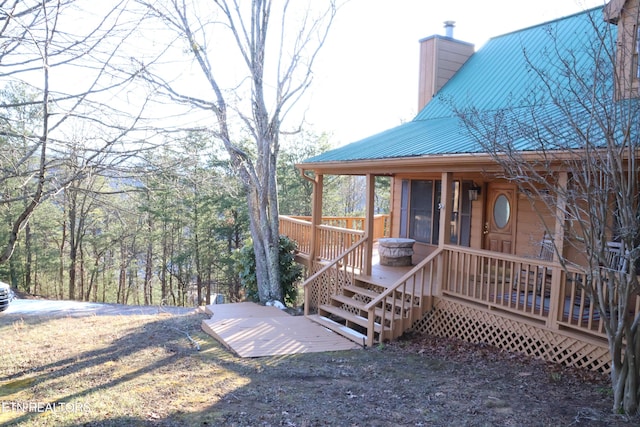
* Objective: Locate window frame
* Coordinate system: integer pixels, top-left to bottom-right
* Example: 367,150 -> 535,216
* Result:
400,179 -> 472,246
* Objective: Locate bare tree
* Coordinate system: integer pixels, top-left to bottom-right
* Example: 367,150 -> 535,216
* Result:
135,0 -> 340,304
0,1 -> 152,267
456,9 -> 640,414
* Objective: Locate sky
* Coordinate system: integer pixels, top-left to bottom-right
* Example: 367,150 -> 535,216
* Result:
306,0 -> 607,147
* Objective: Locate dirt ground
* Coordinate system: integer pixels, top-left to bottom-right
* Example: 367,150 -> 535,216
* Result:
210,332 -> 633,427
1,304 -> 638,426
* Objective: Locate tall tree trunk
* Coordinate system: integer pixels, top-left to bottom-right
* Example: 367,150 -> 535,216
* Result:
68,190 -> 77,300
160,221 -> 169,305
101,262 -> 107,303
144,220 -> 153,306
117,243 -> 126,305
144,242 -> 153,305
58,207 -> 66,300
79,246 -> 85,301
206,264 -> 212,305
8,255 -> 18,290
129,266 -> 137,305
86,247 -> 103,302
136,0 -> 338,306
246,183 -> 281,303
24,220 -> 32,294
194,229 -> 202,306
144,193 -> 154,305
32,252 -> 38,296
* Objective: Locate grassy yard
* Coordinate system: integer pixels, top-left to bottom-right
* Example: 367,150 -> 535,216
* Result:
0,310 -> 636,426
1,312 -> 249,426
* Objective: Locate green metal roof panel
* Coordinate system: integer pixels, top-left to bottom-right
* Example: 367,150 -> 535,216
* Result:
304,7 -> 613,164
418,7 -> 607,120
303,118 -> 483,163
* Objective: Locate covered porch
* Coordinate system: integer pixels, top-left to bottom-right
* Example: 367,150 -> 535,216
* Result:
279,168 -> 640,374
282,212 -> 636,341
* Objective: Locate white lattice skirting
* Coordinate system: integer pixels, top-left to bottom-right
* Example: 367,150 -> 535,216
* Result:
413,298 -> 611,373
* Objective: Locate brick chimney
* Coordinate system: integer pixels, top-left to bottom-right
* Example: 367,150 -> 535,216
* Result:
418,21 -> 474,111
604,0 -> 640,99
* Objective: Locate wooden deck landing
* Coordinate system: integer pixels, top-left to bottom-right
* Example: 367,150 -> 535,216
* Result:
201,302 -> 361,357
363,262 -> 414,287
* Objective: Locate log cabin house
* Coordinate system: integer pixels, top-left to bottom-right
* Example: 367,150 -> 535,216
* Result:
279,1 -> 640,373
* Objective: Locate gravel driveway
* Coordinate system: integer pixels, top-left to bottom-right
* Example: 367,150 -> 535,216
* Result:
0,298 -> 197,318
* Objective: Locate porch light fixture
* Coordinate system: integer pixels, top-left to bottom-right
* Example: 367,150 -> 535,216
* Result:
469,183 -> 481,201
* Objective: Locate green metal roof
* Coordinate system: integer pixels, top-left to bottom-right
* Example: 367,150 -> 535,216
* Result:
304,7 -> 613,164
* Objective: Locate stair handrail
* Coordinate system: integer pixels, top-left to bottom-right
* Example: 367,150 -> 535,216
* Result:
363,247 -> 444,346
364,247 -> 443,310
303,236 -> 368,316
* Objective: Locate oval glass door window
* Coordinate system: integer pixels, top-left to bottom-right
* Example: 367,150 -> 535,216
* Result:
493,194 -> 511,229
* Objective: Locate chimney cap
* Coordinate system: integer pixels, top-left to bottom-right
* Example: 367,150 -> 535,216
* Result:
444,21 -> 455,38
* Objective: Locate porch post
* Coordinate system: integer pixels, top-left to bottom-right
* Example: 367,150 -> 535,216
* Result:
364,173 -> 375,276
310,173 -> 323,265
438,172 -> 453,247
436,172 -> 453,295
546,172 -> 568,330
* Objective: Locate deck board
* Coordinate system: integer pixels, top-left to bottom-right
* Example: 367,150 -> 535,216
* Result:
201,302 -> 361,357
359,262 -> 416,288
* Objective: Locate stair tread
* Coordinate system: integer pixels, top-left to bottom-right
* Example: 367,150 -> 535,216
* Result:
318,304 -> 390,332
307,314 -> 367,346
330,294 -> 405,321
341,286 -> 420,310
343,285 -> 380,298
331,294 -> 366,309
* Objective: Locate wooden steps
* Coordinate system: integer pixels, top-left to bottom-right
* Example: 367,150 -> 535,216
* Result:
343,285 -> 416,311
318,303 -> 390,333
307,276 -> 423,347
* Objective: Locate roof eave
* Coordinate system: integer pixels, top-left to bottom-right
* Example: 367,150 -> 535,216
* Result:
297,148 -> 636,176
297,153 -> 502,175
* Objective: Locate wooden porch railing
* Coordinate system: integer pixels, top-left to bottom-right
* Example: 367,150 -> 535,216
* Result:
283,214 -> 389,242
290,215 -> 366,230
279,216 -> 313,255
316,224 -> 364,261
279,215 -> 368,262
440,244 -> 640,340
302,237 -> 368,315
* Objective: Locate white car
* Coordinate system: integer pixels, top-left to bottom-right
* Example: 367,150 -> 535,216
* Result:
0,281 -> 11,312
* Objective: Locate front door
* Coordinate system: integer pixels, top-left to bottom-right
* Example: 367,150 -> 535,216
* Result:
484,183 -> 516,254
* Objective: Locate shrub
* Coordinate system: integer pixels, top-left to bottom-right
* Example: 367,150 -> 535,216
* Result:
234,235 -> 303,306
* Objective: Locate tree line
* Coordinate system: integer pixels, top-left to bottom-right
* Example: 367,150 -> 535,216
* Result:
0,88 -> 382,306
0,0 -> 357,306
0,0 -> 350,308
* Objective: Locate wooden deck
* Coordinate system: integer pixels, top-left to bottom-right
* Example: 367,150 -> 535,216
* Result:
363,261 -> 414,287
278,214 -> 621,372
201,302 -> 362,357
